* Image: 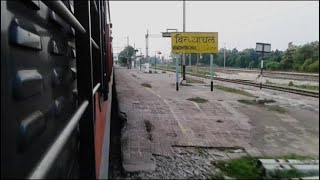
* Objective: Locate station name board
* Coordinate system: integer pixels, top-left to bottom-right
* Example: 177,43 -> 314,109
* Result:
171,32 -> 218,53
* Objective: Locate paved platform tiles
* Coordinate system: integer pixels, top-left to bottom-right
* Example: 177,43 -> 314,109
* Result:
115,67 -> 261,172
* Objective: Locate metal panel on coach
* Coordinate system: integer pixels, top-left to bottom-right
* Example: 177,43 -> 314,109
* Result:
1,0 -> 79,178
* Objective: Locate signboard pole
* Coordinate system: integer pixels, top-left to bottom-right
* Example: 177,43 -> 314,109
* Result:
196,54 -> 199,74
260,53 -> 264,90
256,42 -> 271,90
210,54 -> 214,91
155,53 -> 157,72
176,54 -> 179,91
182,60 -> 186,80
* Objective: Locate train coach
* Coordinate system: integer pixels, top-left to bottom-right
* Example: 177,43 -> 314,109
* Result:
1,1 -> 114,179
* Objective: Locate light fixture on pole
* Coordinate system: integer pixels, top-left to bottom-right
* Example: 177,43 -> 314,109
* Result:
161,28 -> 178,38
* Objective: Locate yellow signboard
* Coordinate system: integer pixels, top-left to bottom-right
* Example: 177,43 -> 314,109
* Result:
171,32 -> 218,53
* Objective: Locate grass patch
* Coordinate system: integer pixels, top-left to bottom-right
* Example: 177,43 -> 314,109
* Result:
293,84 -> 319,91
238,98 -> 276,104
268,80 -> 319,91
214,155 -> 315,179
214,85 -> 255,97
288,81 -> 319,91
216,156 -> 262,179
267,105 -> 286,113
141,83 -> 152,88
237,99 -> 258,105
263,99 -> 276,103
181,83 -> 193,86
186,77 -> 205,84
187,97 -> 208,103
276,153 -> 314,160
288,81 -> 294,86
238,99 -> 286,113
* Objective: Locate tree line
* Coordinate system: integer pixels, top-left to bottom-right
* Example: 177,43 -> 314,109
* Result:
188,41 -> 319,73
118,41 -> 319,73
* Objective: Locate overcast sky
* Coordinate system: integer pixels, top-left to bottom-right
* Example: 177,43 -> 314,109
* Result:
110,1 -> 319,58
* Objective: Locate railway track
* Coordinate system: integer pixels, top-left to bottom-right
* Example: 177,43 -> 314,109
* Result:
214,77 -> 319,98
153,67 -> 319,98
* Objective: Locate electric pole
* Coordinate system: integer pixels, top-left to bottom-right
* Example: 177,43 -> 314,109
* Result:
182,0 -> 186,80
155,51 -> 156,72
260,53 -> 264,90
127,36 -> 129,69
133,43 -> 136,68
127,36 -> 129,47
224,43 -> 226,68
146,29 -> 149,64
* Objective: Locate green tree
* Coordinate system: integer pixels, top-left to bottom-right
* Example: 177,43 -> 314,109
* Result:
290,41 -> 319,72
266,61 -> 282,70
307,60 -> 319,72
281,42 -> 296,70
118,46 -> 135,65
175,41 -> 318,72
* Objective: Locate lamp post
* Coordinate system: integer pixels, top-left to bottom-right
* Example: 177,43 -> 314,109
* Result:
135,48 -> 142,68
133,49 -> 138,69
134,48 -> 143,71
162,28 -> 178,38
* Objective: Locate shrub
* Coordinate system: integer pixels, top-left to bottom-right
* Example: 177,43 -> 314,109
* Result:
288,81 -> 294,86
306,60 -> 319,72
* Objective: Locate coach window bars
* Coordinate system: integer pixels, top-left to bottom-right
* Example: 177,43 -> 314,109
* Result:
91,0 -> 103,93
98,1 -> 105,92
101,1 -> 110,100
22,0 -> 96,179
74,1 -> 96,178
13,0 -> 106,179
42,1 -> 86,34
28,101 -> 89,179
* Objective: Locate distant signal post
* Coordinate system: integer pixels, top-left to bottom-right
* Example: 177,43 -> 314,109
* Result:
171,32 -> 218,91
256,42 -> 271,90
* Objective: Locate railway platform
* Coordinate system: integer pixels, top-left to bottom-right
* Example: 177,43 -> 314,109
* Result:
114,66 -> 319,176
